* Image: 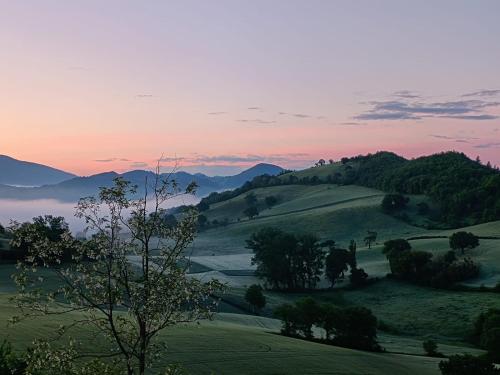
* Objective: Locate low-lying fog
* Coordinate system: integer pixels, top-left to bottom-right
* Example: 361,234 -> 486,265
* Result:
0,195 -> 199,232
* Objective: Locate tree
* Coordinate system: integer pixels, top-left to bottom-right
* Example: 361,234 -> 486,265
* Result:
317,159 -> 326,167
324,248 -> 350,287
334,306 -> 379,351
9,215 -> 76,263
328,159 -> 334,165
381,194 -> 409,213
243,205 -> 259,219
247,228 -> 299,290
296,234 -> 324,289
294,297 -> 320,339
449,231 -> 479,255
439,355 -> 500,375
248,229 -> 324,291
264,195 -> 278,208
245,284 -> 266,314
197,214 -> 208,227
244,192 -> 258,206
423,339 -> 443,357
349,267 -> 368,287
364,231 -> 377,249
12,173 -> 223,375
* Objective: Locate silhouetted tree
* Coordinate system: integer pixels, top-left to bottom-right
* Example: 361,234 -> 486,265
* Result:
245,284 -> 266,314
449,231 -> 479,255
364,231 -> 377,249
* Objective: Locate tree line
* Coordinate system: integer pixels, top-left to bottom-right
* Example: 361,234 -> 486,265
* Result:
246,228 -> 369,291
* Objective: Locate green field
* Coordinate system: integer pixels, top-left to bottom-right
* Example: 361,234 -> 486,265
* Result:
2,181 -> 500,374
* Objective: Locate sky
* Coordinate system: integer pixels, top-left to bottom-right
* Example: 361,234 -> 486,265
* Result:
1,0 -> 499,176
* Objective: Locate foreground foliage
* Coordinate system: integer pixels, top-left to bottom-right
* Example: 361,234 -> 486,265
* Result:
11,172 -> 223,375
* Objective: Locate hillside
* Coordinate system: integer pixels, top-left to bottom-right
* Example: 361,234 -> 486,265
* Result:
0,155 -> 76,186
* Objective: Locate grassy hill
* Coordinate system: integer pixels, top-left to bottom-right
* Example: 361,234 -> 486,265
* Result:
0,293 -> 446,375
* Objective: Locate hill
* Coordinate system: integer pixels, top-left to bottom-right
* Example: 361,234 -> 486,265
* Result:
0,163 -> 284,202
200,151 -> 500,227
0,155 -> 76,186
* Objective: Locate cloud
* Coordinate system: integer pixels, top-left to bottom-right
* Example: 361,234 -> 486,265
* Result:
429,134 -> 478,141
130,162 -> 149,168
247,107 -> 262,110
237,119 -> 276,125
94,157 -> 131,163
136,94 -> 154,98
208,111 -> 227,115
393,90 -> 421,99
292,113 -> 311,118
463,89 -> 500,98
94,158 -> 116,163
339,122 -> 366,126
475,142 -> 500,149
354,97 -> 500,121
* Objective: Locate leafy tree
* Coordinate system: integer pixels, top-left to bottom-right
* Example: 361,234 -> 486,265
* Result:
324,248 -> 350,287
9,215 -> 76,263
318,303 -> 341,340
245,284 -> 266,313
12,174 -> 223,375
247,228 -> 299,290
264,195 -> 278,208
334,306 -> 379,351
381,194 -> 409,213
439,355 -> 500,375
316,159 -> 326,167
349,267 -> 368,287
247,229 -> 323,291
274,303 -> 299,336
294,297 -> 320,339
423,339 -> 443,357
243,205 -> 259,219
382,239 -> 411,258
296,234 -> 325,289
364,231 -> 377,249
328,159 -> 334,165
0,223 -> 5,236
449,231 -> 480,255
244,192 -> 258,206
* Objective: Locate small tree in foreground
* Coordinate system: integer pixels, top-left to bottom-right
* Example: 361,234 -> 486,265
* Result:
245,284 -> 266,314
11,170 -> 223,375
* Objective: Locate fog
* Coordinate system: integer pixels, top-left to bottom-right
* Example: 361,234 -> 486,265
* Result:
0,195 -> 199,233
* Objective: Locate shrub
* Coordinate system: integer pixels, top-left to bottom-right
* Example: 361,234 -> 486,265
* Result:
439,354 -> 499,375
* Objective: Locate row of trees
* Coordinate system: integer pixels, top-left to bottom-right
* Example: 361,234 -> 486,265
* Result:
274,297 -> 380,351
246,228 -> 368,291
382,237 -> 480,288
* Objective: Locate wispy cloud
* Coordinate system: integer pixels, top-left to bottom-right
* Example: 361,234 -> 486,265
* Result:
94,157 -> 130,163
462,89 -> 500,98
208,111 -> 227,115
136,94 -> 154,98
247,107 -> 262,110
355,96 -> 500,121
475,142 -> 500,149
130,162 -> 149,168
392,90 -> 421,99
236,119 -> 276,125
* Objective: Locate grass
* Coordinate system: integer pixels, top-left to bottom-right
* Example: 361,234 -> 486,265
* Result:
193,184 -> 426,256
0,293 -> 444,375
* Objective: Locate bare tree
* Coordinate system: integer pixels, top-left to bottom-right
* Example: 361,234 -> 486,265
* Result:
12,166 -> 224,375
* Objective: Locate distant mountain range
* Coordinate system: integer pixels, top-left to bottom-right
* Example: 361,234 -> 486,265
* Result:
0,155 -> 76,186
0,155 -> 283,201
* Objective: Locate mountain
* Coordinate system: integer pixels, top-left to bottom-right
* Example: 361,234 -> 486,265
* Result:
0,155 -> 76,186
0,162 -> 284,202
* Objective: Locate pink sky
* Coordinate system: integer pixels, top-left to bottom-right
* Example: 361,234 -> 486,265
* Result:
1,1 -> 499,176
